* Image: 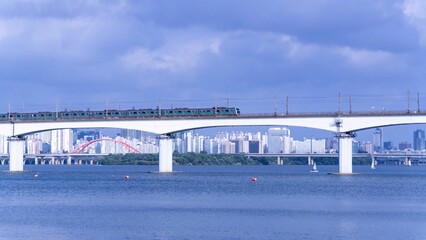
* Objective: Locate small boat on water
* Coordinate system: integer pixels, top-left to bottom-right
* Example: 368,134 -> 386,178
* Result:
310,162 -> 318,173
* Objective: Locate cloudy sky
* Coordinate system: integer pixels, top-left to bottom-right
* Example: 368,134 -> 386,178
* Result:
1,0 -> 426,141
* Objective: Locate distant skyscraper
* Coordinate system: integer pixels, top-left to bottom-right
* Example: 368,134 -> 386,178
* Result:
267,127 -> 291,153
77,130 -> 101,142
398,142 -> 412,151
413,129 -> 425,151
120,129 -> 141,140
383,141 -> 392,150
372,128 -> 382,152
51,129 -> 74,153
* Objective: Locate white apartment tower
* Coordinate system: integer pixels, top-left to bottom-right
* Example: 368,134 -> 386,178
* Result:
51,129 -> 74,153
267,127 -> 292,153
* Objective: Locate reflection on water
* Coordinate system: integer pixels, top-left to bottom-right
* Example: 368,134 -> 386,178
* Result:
0,165 -> 426,240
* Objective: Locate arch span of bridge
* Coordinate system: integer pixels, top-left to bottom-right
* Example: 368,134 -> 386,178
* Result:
69,138 -> 142,154
3,112 -> 426,173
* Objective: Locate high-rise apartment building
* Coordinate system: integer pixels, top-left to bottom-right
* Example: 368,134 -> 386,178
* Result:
372,128 -> 382,153
267,127 -> 291,153
413,129 -> 425,151
51,129 -> 74,153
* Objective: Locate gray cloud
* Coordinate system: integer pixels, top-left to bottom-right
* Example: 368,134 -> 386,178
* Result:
0,0 -> 424,115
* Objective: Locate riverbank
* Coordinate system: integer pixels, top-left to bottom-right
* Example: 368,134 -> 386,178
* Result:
99,152 -> 372,165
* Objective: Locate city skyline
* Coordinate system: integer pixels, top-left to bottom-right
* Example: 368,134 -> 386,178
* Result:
4,126 -> 426,156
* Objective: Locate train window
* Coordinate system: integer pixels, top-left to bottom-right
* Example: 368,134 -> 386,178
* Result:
17,115 -> 21,117
151,111 -> 155,114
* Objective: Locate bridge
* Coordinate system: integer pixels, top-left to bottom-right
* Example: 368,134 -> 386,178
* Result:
0,153 -> 105,166
2,110 -> 426,174
245,153 -> 426,167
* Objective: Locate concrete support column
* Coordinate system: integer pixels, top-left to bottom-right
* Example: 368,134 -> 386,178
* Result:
67,156 -> 72,165
276,157 -> 283,165
337,132 -> 355,174
308,156 -> 313,165
371,155 -> 376,169
34,157 -> 38,165
8,136 -> 25,172
159,135 -> 173,173
404,157 -> 412,166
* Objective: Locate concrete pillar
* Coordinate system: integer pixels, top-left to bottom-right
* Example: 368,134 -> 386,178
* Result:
159,135 -> 173,173
34,157 -> 39,165
308,156 -> 313,165
405,157 -> 412,166
67,156 -> 72,165
90,160 -> 94,165
371,155 -> 376,169
337,132 -> 355,174
8,136 -> 25,172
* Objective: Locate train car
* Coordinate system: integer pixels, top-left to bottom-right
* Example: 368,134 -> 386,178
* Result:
106,110 -> 128,118
131,109 -> 159,117
215,107 -> 240,115
33,112 -> 56,120
160,107 -> 240,117
0,113 -> 8,121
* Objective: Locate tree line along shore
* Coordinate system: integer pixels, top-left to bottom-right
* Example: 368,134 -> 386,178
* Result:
99,152 -> 371,165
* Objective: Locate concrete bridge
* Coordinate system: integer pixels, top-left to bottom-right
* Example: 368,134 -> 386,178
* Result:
0,153 -> 105,166
2,110 -> 426,174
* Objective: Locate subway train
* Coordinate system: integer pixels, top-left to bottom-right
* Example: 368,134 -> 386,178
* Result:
0,107 -> 240,122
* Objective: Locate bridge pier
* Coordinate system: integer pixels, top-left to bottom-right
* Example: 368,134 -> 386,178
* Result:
404,157 -> 412,166
308,156 -> 314,165
67,156 -> 72,165
159,135 -> 173,173
371,155 -> 376,169
337,132 -> 355,174
277,156 -> 284,165
8,136 -> 25,172
34,156 -> 39,165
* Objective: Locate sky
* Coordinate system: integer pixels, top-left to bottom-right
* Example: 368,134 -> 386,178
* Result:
1,0 -> 426,143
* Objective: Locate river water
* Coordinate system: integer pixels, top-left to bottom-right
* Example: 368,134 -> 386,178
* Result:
0,165 -> 425,240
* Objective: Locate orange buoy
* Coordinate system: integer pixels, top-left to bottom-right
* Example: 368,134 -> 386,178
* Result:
124,175 -> 129,179
251,177 -> 257,181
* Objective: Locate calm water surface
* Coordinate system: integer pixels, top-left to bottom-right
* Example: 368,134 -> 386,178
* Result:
1,165 -> 426,240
